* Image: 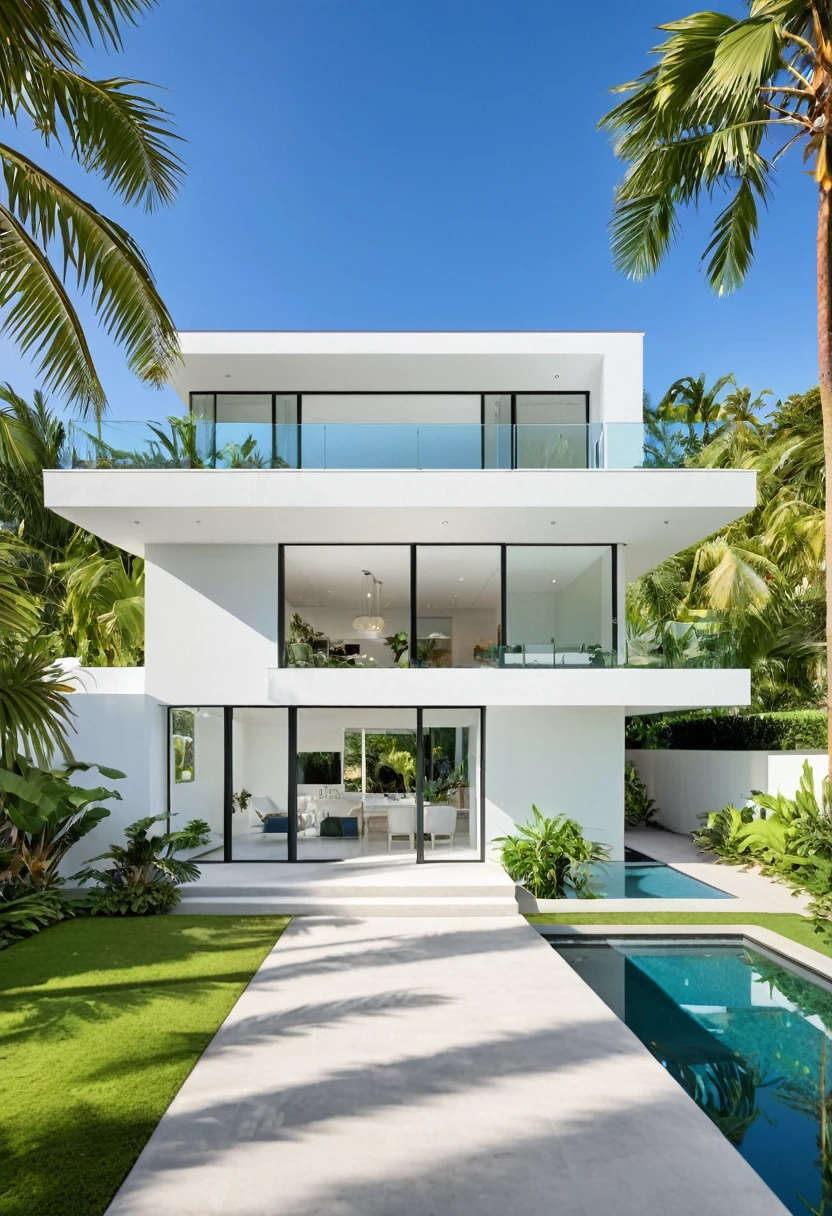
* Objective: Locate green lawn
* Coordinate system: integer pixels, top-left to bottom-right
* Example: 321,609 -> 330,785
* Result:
0,915 -> 288,1216
527,911 -> 832,959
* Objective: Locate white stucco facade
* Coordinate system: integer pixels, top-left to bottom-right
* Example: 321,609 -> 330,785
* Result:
45,332 -> 756,868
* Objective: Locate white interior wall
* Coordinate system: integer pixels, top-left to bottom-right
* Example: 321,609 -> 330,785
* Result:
145,544 -> 278,704
487,706 -> 625,858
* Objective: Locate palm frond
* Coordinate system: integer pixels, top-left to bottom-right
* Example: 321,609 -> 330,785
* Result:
0,143 -> 180,413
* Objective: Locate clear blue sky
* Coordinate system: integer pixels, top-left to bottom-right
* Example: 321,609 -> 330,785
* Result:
0,0 -> 817,418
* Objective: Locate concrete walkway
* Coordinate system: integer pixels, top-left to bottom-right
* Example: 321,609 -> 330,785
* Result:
626,826 -> 812,913
108,917 -> 786,1215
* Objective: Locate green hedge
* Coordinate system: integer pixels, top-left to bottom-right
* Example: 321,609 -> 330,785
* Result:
626,710 -> 827,751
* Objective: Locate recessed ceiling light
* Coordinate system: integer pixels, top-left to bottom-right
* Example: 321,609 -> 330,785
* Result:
134,520 -> 140,524
441,520 -> 449,526
664,520 -> 669,525
459,577 -> 464,582
550,520 -> 556,525
426,602 -> 431,607
225,374 -> 231,379
195,520 -> 201,524
552,578 -> 557,584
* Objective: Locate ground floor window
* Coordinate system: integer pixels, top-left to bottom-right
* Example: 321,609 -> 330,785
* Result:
168,705 -> 485,862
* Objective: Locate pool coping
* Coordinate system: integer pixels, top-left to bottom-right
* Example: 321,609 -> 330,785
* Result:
531,921 -> 832,989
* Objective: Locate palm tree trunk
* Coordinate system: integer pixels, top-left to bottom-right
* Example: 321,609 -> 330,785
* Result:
818,186 -> 832,780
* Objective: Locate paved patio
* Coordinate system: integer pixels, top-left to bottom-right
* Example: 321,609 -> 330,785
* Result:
626,826 -> 812,912
107,916 -> 786,1215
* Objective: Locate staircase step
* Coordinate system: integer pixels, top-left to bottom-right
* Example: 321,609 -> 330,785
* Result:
181,882 -> 511,900
174,894 -> 520,918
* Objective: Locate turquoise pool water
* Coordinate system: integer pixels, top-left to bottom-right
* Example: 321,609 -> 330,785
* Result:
576,862 -> 734,899
556,939 -> 832,1214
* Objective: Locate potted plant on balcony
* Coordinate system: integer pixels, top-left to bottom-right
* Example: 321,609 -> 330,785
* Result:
383,631 -> 409,665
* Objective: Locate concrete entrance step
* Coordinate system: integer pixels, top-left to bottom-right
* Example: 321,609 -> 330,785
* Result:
181,879 -> 511,900
175,894 -> 520,917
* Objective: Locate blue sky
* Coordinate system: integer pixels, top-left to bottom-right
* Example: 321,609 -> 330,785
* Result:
0,0 -> 817,418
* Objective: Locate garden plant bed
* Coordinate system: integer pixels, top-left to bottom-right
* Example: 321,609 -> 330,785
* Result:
0,915 -> 288,1216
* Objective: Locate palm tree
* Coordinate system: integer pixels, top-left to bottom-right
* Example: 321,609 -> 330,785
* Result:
659,371 -> 736,446
601,3 -> 832,773
0,1 -> 184,416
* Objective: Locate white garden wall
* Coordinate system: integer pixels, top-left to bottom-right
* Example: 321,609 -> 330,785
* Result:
55,668 -> 166,873
489,707 -> 625,858
627,748 -> 829,836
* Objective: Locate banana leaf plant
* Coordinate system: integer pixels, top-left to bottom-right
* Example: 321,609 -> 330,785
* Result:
0,757 -> 123,888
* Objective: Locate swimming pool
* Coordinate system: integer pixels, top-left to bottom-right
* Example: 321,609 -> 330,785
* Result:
575,861 -> 734,899
555,937 -> 832,1214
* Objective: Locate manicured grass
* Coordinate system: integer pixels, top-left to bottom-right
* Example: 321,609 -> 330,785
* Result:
0,915 -> 288,1216
527,911 -> 832,959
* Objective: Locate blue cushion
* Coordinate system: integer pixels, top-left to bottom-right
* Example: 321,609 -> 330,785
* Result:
340,816 -> 359,838
263,816 -> 289,833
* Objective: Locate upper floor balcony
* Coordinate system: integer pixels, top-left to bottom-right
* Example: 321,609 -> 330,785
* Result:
63,413 -> 728,473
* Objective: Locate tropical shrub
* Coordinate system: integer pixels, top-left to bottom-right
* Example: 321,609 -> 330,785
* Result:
0,887 -> 68,949
627,711 -> 828,752
497,807 -> 610,898
75,814 -> 212,915
0,757 -> 123,889
693,762 -> 832,931
624,763 -> 657,828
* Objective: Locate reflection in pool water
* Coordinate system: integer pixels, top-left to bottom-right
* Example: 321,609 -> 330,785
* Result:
556,940 -> 832,1215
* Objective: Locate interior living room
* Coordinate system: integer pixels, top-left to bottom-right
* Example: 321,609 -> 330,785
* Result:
282,542 -> 613,669
170,704 -> 482,862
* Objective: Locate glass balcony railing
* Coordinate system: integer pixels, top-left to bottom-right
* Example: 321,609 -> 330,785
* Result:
282,627 -> 740,671
62,419 -> 725,472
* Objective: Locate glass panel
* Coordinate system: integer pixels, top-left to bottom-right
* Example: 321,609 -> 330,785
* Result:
483,395 -> 512,469
169,706 -> 224,861
416,546 -> 501,667
297,708 -> 418,859
213,394 -> 272,469
422,709 -> 480,861
284,545 -> 410,669
215,393 -> 272,423
515,393 -> 588,424
505,546 -> 614,665
301,393 -> 480,424
275,394 -> 299,468
515,393 -> 589,470
231,708 -> 288,860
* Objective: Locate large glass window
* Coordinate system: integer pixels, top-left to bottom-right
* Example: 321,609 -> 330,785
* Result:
297,708 -> 418,859
505,546 -> 613,667
230,708 -> 288,861
168,706 -> 224,861
416,546 -> 501,668
284,545 -> 410,668
516,392 -> 589,469
423,708 -> 481,860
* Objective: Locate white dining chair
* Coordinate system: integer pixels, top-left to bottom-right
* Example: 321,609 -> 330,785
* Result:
387,804 -> 415,852
424,804 -> 457,850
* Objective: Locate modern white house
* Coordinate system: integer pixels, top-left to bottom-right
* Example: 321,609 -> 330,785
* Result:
44,331 -> 755,876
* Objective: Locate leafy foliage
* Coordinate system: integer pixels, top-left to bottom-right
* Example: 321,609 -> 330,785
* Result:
497,806 -> 611,898
629,386 -> 825,709
75,813 -> 212,916
693,762 -> 832,931
627,709 -> 828,751
0,756 -> 122,888
0,886 -> 68,948
0,0 -> 184,414
624,763 -> 658,827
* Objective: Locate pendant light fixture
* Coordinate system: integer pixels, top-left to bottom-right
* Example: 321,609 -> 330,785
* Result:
353,570 -> 374,632
368,576 -> 385,633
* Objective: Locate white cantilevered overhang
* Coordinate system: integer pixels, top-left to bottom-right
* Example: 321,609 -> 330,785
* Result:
43,467 -> 756,579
